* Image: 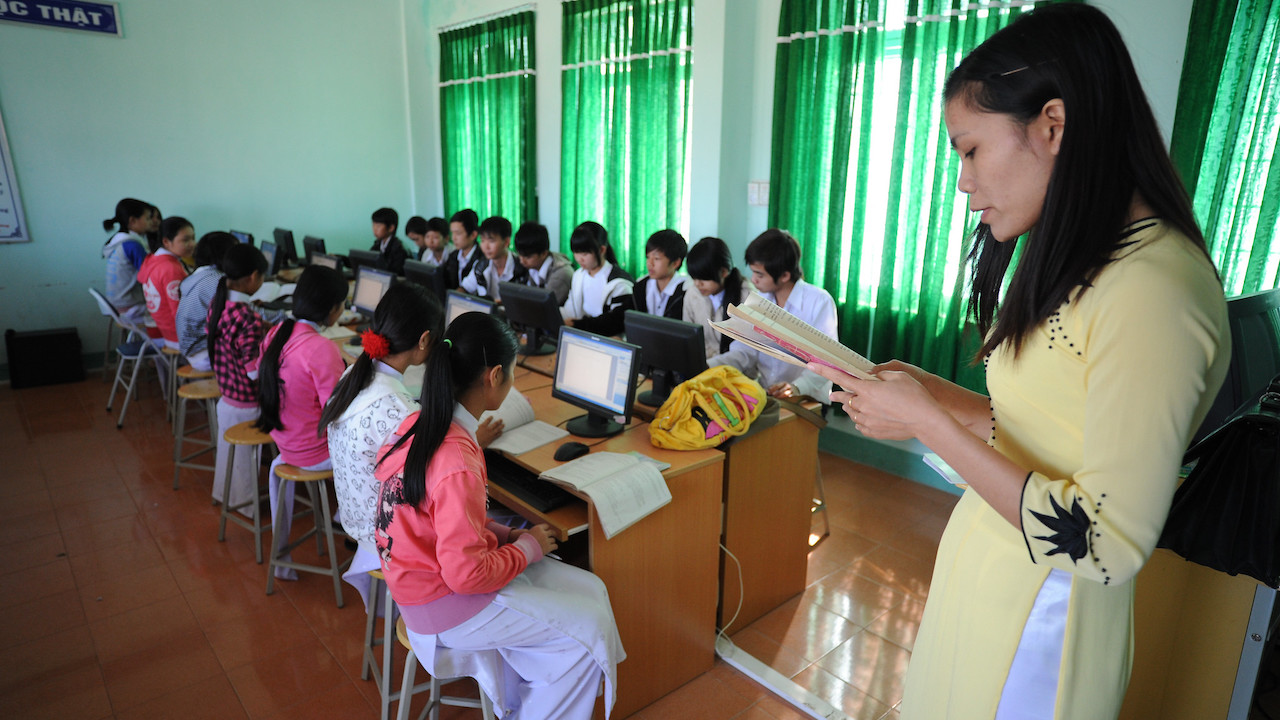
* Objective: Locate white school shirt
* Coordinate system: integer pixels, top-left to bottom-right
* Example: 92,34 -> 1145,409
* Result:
527,254 -> 554,287
645,275 -> 687,317
580,261 -> 614,318
419,243 -> 454,267
462,253 -> 516,300
708,279 -> 837,401
454,244 -> 479,285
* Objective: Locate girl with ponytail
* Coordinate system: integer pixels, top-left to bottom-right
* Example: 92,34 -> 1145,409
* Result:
373,312 -> 625,718
250,265 -> 349,579
682,236 -> 752,358
101,198 -> 154,322
206,244 -> 269,513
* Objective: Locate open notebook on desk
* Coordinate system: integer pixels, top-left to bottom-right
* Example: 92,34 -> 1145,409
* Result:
540,452 -> 673,539
481,390 -> 569,455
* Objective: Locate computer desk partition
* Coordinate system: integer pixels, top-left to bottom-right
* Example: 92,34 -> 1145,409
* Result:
520,352 -> 819,633
496,384 -> 724,718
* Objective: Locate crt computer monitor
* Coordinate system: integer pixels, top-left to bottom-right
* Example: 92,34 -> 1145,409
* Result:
624,310 -> 708,407
498,281 -> 563,356
310,253 -> 340,271
1190,288 -> 1280,446
259,240 -> 281,277
348,249 -> 382,277
404,259 -> 448,303
352,267 -> 394,316
445,290 -> 495,327
273,228 -> 299,267
302,236 -> 326,265
229,230 -> 254,246
552,327 -> 640,438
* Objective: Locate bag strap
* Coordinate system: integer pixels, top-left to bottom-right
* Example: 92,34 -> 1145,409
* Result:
775,397 -> 828,429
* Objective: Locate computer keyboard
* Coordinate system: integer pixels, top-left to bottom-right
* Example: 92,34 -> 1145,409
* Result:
484,450 -> 575,513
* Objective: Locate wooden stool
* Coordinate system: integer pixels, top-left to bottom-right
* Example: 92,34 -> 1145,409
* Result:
218,421 -> 275,563
171,361 -> 215,435
394,616 -> 495,720
172,379 -> 220,490
265,464 -> 351,608
363,569 -> 401,720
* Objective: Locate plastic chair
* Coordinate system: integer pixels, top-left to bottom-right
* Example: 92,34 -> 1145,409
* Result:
172,379 -> 220,489
265,464 -> 351,608
218,421 -> 274,563
394,617 -> 496,720
90,288 -> 170,429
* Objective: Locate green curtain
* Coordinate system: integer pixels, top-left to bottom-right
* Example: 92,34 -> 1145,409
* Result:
561,0 -> 693,275
1170,0 -> 1280,296
768,0 -> 1037,390
439,11 -> 537,224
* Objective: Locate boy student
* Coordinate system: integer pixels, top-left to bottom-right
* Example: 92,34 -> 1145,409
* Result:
461,215 -> 527,301
370,207 -> 409,276
708,228 -> 837,401
406,216 -> 452,266
634,229 -> 689,320
443,208 -> 482,289
513,221 -> 572,304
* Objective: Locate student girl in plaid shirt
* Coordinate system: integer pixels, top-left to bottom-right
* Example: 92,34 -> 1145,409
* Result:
207,244 -> 270,513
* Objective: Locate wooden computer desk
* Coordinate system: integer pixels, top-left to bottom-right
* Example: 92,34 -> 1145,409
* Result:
493,384 -> 724,718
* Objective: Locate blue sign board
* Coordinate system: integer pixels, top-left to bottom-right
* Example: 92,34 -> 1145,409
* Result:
0,1 -> 121,36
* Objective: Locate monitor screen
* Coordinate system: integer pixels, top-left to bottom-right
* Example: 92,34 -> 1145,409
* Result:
499,281 -> 563,356
229,230 -> 253,246
1191,288 -> 1280,445
404,259 -> 447,303
310,253 -> 340,271
260,240 -> 280,276
348,249 -> 382,276
624,310 -> 708,406
445,290 -> 495,327
302,236 -> 326,265
552,327 -> 640,438
273,228 -> 298,266
353,267 -> 394,316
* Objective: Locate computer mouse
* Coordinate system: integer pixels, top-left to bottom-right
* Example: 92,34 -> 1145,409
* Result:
553,441 -> 590,462
347,335 -> 362,346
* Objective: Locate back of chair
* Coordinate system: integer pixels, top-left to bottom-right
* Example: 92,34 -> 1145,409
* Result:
89,287 -> 149,340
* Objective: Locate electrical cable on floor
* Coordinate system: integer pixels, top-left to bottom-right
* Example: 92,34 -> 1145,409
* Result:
715,542 -> 745,647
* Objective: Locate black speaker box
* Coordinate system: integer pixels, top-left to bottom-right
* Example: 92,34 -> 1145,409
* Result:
5,328 -> 85,389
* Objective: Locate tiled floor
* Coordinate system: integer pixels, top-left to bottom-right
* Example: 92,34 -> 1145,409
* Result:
0,374 -> 959,719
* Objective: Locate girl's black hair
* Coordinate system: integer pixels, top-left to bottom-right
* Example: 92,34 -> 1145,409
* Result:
208,244 -> 268,365
687,236 -> 744,315
946,3 -> 1211,359
382,312 -> 518,507
193,231 -> 237,268
160,216 -> 192,244
255,265 -> 349,432
318,283 -> 445,432
569,221 -> 619,267
102,198 -> 150,239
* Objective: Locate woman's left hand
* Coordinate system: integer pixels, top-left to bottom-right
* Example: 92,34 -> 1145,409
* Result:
807,362 -> 950,442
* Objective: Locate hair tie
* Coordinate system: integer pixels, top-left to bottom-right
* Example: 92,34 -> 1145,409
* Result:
361,329 -> 391,360
442,338 -> 453,348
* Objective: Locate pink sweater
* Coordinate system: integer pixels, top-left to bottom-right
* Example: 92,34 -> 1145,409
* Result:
248,321 -> 344,467
374,414 -> 543,634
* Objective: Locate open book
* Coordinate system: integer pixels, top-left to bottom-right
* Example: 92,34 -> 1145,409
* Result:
480,390 -> 570,455
712,292 -> 876,380
250,281 -> 296,304
539,452 -> 673,539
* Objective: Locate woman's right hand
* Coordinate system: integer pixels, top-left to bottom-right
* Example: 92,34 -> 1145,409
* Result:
528,524 -> 558,557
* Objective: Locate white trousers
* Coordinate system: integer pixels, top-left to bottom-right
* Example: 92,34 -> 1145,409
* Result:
267,454 -> 332,580
188,350 -> 211,372
996,568 -> 1071,720
407,559 -> 625,719
212,400 -> 261,514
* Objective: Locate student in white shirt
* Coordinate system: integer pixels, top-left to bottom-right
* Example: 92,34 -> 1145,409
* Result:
709,229 -> 837,401
462,216 -> 527,301
407,216 -> 453,266
560,221 -> 634,335
513,221 -> 573,304
444,209 -> 482,290
682,236 -> 754,359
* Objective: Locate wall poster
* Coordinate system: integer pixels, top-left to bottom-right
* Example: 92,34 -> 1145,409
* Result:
0,105 -> 27,243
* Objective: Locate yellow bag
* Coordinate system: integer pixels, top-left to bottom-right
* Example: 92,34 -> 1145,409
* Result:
649,366 -> 767,450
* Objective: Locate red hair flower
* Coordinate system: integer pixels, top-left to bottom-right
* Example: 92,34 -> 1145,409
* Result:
361,330 -> 391,360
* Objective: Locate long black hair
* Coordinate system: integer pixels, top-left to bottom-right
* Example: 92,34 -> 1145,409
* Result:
193,231 -> 238,269
687,236 -> 744,315
255,265 -> 349,432
318,283 -> 445,431
208,244 -> 267,365
102,198 -> 150,240
382,312 -> 518,507
570,221 -> 620,267
946,3 -> 1210,359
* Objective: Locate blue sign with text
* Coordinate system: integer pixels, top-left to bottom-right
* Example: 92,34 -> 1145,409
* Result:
0,0 -> 120,36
